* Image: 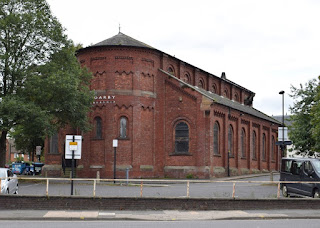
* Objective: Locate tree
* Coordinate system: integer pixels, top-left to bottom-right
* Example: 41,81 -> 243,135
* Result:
310,76 -> 320,152
289,78 -> 318,156
0,0 -> 93,166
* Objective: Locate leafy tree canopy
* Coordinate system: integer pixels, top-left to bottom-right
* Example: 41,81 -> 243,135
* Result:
289,78 -> 319,156
0,0 -> 93,165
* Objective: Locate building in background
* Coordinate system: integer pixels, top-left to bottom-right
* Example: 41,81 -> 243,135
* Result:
44,33 -> 281,178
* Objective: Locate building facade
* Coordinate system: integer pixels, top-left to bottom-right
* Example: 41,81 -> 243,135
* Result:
44,33 -> 281,179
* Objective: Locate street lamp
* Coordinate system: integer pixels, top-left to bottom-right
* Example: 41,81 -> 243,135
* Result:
279,90 -> 285,157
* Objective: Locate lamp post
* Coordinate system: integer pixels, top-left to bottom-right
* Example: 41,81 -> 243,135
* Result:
279,90 -> 285,157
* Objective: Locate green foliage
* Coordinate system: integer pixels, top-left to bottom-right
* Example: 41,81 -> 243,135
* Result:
289,78 -> 319,156
0,0 -> 93,166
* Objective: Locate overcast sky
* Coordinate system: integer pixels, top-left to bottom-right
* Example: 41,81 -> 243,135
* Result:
47,0 -> 320,116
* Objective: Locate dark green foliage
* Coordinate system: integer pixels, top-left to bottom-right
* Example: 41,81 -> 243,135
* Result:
0,0 -> 93,165
289,78 -> 319,156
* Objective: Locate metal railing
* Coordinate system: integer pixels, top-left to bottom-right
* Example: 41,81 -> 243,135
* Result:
11,176 -> 320,199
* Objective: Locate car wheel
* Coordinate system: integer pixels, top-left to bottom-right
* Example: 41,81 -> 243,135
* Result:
282,185 -> 289,197
14,184 -> 18,194
313,189 -> 320,198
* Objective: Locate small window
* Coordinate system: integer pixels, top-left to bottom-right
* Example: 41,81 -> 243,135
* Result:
271,136 -> 275,160
252,131 -> 257,159
175,121 -> 189,154
119,116 -> 128,138
198,78 -> 204,89
49,133 -> 59,154
228,125 -> 234,156
168,66 -> 175,75
262,134 -> 266,161
213,122 -> 220,155
94,117 -> 102,139
241,128 -> 246,158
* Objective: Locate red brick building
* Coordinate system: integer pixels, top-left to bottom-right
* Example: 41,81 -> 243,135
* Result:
44,32 -> 281,179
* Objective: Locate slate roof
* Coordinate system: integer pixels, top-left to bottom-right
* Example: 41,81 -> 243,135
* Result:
92,32 -> 154,49
159,69 -> 281,125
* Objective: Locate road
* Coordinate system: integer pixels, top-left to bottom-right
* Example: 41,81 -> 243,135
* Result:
0,219 -> 319,228
18,174 -> 282,198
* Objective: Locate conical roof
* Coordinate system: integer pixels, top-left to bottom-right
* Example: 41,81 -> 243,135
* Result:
92,32 -> 154,49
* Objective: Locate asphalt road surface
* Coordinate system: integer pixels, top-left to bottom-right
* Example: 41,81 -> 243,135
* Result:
0,219 -> 320,228
18,174 -> 282,198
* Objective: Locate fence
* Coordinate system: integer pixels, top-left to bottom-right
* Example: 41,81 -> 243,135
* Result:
11,176 -> 320,199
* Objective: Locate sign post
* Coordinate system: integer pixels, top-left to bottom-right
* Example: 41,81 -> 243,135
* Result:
65,135 -> 82,195
113,139 -> 118,184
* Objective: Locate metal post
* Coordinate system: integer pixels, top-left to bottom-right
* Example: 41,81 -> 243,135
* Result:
227,151 -> 230,177
232,182 -> 236,199
113,147 -> 116,184
93,179 -> 96,197
46,179 -> 49,197
71,135 -> 75,195
187,181 -> 190,197
126,168 -> 129,185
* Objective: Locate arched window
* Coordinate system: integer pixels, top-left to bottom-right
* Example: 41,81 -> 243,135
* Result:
198,78 -> 204,89
175,121 -> 189,153
183,73 -> 190,83
49,133 -> 58,154
241,128 -> 246,158
262,133 -> 266,161
234,93 -> 239,102
167,66 -> 175,76
211,84 -> 217,94
271,136 -> 275,161
119,116 -> 128,138
94,117 -> 102,139
228,125 -> 234,156
224,89 -> 229,98
213,122 -> 220,155
252,131 -> 257,159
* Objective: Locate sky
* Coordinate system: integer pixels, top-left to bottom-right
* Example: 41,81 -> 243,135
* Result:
46,0 -> 320,116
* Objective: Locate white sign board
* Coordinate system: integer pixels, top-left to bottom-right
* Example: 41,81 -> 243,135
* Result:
65,135 -> 82,159
36,146 -> 42,156
113,139 -> 118,148
278,127 -> 289,141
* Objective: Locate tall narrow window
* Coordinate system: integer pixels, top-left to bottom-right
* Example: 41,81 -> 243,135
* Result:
94,117 -> 102,139
262,134 -> 266,161
213,122 -> 220,155
119,116 -> 127,138
49,133 -> 58,154
175,121 -> 189,153
228,125 -> 234,156
252,131 -> 257,159
271,136 -> 275,161
241,128 -> 246,158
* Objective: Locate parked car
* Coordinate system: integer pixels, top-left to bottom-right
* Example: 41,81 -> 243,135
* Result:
280,157 -> 320,198
0,168 -> 18,194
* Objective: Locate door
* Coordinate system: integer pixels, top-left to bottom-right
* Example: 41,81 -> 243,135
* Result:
300,161 -> 315,196
287,160 -> 303,194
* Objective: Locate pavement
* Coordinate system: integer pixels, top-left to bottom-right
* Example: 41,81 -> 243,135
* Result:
1,209 -> 320,221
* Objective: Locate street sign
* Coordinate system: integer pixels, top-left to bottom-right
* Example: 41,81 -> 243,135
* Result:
65,135 -> 82,159
113,139 -> 118,147
69,142 -> 78,151
36,146 -> 42,156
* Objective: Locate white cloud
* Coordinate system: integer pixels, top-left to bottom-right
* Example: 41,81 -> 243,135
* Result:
47,0 -> 320,116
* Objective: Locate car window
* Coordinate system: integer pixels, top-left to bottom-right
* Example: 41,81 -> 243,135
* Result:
291,161 -> 303,175
281,160 -> 292,173
0,170 -> 6,179
304,161 -> 314,173
7,170 -> 13,177
312,160 -> 320,173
